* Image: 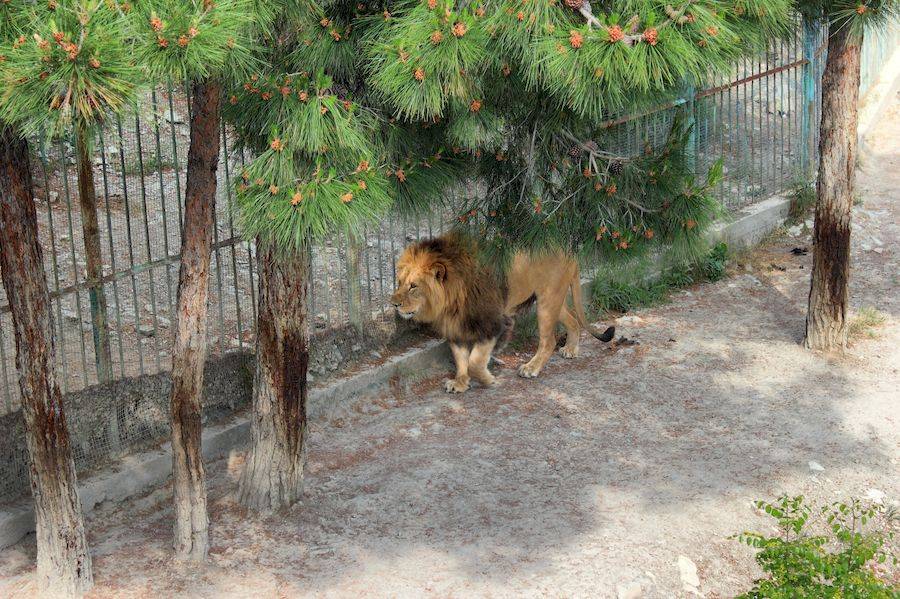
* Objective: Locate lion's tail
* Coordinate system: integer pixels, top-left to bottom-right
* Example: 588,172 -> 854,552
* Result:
568,263 -> 615,343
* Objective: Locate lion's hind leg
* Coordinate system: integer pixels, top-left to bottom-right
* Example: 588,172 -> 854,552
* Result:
519,289 -> 566,378
558,305 -> 581,359
468,338 -> 498,387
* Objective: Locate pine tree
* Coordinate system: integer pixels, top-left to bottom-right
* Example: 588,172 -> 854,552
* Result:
0,3 -> 92,595
222,0 -> 458,511
129,0 -> 259,562
0,0 -> 144,383
797,0 -> 897,350
359,0 -> 791,262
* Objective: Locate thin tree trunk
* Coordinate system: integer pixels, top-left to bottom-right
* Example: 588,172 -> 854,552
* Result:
74,126 -> 112,382
0,126 -> 93,596
804,26 -> 861,351
238,240 -> 310,513
170,80 -> 221,561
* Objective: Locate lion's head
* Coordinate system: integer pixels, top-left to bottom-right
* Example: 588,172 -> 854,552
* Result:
389,241 -> 449,323
390,235 -> 507,344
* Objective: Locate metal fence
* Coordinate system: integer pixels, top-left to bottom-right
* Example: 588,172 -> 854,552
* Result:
0,21 -> 897,497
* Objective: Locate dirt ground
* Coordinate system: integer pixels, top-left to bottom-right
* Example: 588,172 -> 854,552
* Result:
2,93 -> 899,597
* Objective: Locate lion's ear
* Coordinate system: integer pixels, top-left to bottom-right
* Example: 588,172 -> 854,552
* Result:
432,262 -> 447,282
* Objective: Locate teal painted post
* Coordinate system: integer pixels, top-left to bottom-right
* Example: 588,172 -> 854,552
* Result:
684,83 -> 698,173
800,19 -> 818,179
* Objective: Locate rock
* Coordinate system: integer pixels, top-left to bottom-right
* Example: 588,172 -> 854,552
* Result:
137,324 -> 156,337
61,308 -> 80,323
787,224 -> 803,236
677,555 -> 700,591
616,581 -> 643,599
616,315 -> 643,325
808,460 -> 825,472
865,488 -> 885,504
155,316 -> 171,328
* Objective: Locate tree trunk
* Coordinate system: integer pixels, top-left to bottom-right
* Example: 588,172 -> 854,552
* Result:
170,80 -> 221,561
804,26 -> 861,351
238,240 -> 310,513
0,126 -> 93,596
74,126 -> 112,382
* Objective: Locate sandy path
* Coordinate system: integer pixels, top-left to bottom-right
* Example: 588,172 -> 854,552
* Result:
1,95 -> 899,598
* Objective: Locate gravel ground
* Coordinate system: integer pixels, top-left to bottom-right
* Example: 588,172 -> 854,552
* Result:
1,94 -> 898,599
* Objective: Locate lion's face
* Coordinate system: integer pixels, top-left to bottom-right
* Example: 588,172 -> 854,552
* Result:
390,249 -> 447,322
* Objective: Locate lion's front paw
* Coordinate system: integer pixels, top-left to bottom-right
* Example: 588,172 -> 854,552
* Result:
559,345 -> 579,359
517,362 -> 542,378
444,378 -> 470,393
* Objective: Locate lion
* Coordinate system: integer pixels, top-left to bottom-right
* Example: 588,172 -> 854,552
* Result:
390,234 -> 615,393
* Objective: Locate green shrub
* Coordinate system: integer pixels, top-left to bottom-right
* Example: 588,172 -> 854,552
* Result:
591,242 -> 729,314
734,495 -> 898,598
788,179 -> 816,223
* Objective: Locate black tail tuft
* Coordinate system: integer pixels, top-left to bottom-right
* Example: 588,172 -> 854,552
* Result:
598,326 -> 615,342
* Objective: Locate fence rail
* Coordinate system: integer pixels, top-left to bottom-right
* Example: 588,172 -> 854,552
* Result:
0,20 -> 898,502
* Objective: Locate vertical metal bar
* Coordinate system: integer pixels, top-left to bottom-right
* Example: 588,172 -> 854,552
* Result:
0,319 -> 12,411
801,18 -> 818,179
97,128 -> 127,378
309,246 -> 318,332
238,149 -> 257,326
364,225 -> 373,321
684,83 -> 697,174
133,114 -> 163,372
58,137 -> 91,389
166,79 -> 184,226
116,116 -> 145,377
220,121 -> 245,349
39,145 -> 70,392
149,90 -> 176,327
210,186 -> 227,352
376,221 -> 386,322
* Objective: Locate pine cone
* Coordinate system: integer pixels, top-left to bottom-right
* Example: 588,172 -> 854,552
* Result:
569,146 -> 581,158
608,160 -> 624,175
564,0 -> 584,9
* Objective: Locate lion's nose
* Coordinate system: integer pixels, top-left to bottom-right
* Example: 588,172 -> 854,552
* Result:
390,297 -> 401,308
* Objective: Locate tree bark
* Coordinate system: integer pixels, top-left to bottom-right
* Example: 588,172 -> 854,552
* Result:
170,80 -> 221,561
804,26 -> 861,351
0,126 -> 93,596
238,240 -> 310,513
74,126 -> 112,382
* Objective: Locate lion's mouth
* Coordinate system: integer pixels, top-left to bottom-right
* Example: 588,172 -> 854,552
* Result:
397,310 -> 416,320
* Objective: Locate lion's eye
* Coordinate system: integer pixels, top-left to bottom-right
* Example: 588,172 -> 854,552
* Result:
409,283 -> 417,290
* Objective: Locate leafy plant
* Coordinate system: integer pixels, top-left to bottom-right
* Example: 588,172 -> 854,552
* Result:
735,495 -> 899,598
590,242 -> 729,314
788,178 -> 816,224
848,306 -> 887,340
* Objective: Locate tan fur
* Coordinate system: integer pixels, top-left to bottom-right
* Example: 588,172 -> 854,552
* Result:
391,235 -> 613,392
504,250 -> 613,378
